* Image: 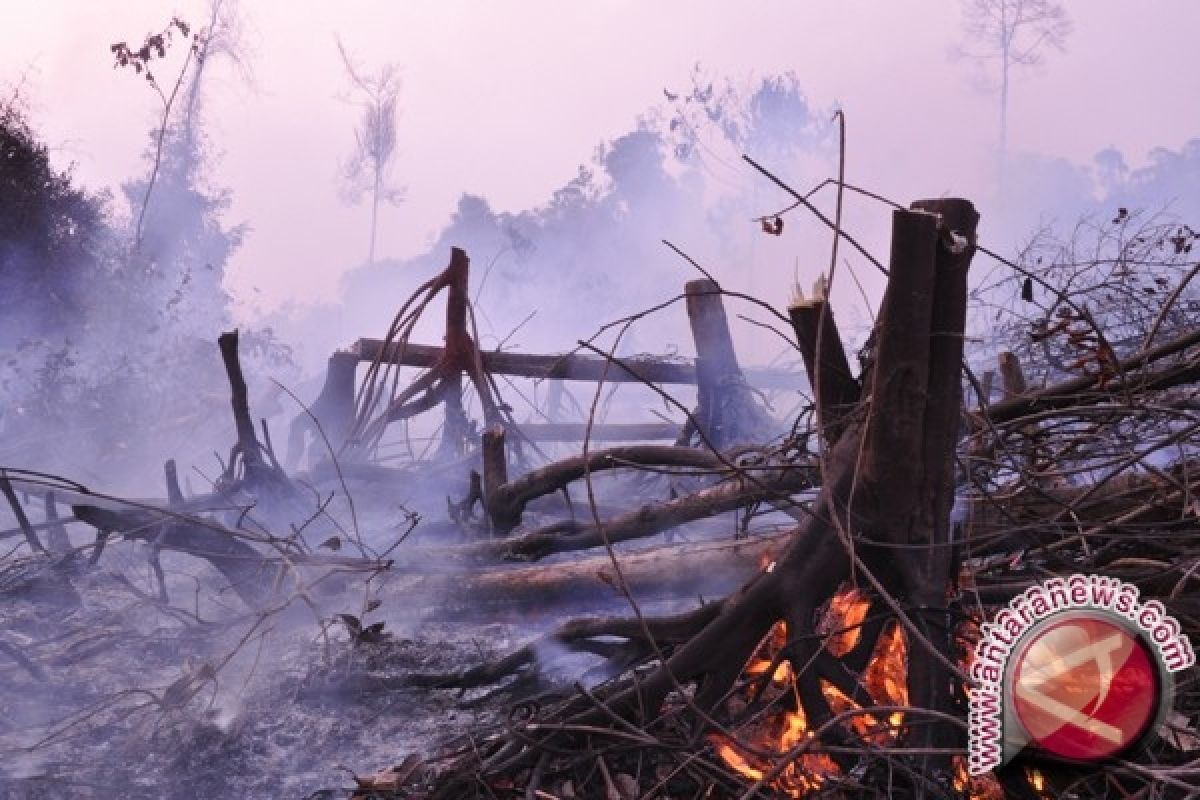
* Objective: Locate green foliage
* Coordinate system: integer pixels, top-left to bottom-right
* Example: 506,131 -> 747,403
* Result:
0,97 -> 109,338
0,83 -> 288,480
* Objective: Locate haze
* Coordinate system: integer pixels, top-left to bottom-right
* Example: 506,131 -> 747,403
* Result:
5,1 -> 1198,323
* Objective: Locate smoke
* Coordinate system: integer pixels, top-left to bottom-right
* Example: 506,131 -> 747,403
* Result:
3,43 -> 1200,799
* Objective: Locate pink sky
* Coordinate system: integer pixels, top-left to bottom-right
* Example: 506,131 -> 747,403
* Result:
4,1 -> 1199,318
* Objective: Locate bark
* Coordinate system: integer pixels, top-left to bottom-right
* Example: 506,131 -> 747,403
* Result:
385,531 -> 788,619
466,463 -> 815,561
684,279 -> 774,448
902,197 -> 980,776
71,505 -> 273,608
350,340 -> 801,388
485,443 -> 724,534
788,298 -> 860,444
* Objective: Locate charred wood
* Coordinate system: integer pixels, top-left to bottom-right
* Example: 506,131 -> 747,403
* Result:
349,340 -> 802,389
788,293 -> 860,445
71,505 -> 274,608
484,442 -> 725,535
684,279 -> 775,448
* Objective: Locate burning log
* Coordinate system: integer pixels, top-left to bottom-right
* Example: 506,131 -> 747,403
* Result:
416,197 -> 983,798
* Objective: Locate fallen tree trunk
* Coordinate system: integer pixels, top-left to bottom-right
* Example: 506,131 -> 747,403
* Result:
383,531 -> 789,619
469,462 -> 816,561
484,440 -> 726,534
515,422 -> 682,442
350,338 -> 803,389
979,325 -> 1200,425
72,505 -> 273,608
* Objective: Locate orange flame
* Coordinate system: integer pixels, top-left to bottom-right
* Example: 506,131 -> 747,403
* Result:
710,588 -> 1013,799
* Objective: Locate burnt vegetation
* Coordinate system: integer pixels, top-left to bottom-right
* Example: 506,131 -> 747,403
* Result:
4,22 -> 1200,800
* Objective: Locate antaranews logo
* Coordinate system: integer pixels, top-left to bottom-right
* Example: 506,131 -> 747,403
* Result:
968,574 -> 1195,775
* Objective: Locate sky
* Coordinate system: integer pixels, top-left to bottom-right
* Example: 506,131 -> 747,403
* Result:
4,1 -> 1199,321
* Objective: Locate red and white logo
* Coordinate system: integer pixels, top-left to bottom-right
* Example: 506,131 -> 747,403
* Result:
1010,615 -> 1158,761
968,574 -> 1194,775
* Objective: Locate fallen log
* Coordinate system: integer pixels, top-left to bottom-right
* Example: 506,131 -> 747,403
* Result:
71,505 -> 274,608
980,326 -> 1200,426
485,440 -> 726,534
515,422 -> 682,442
349,339 -> 802,389
464,462 -> 816,561
382,530 -> 789,619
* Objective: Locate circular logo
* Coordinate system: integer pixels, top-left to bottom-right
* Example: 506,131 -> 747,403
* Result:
1011,615 -> 1159,761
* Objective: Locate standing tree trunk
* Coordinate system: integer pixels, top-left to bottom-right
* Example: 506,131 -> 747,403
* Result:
430,198 -> 981,798
369,164 -> 381,263
683,279 -> 772,449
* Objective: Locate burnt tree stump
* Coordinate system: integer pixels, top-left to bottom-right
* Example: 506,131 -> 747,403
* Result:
683,279 -> 773,449
789,282 -> 860,445
287,351 -> 359,468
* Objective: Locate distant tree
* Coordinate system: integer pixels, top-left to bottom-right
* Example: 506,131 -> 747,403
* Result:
955,0 -> 1071,172
111,16 -> 204,248
337,40 -> 405,264
118,1 -> 249,337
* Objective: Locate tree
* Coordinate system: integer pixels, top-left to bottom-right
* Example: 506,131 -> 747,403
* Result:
111,16 -> 203,248
955,0 -> 1071,178
415,199 -> 984,798
337,40 -> 405,264
118,3 -> 248,338
0,92 -> 108,342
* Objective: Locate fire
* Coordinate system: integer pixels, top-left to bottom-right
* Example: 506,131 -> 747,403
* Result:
952,756 -> 1006,799
710,589 -> 901,796
711,588 -> 1012,798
